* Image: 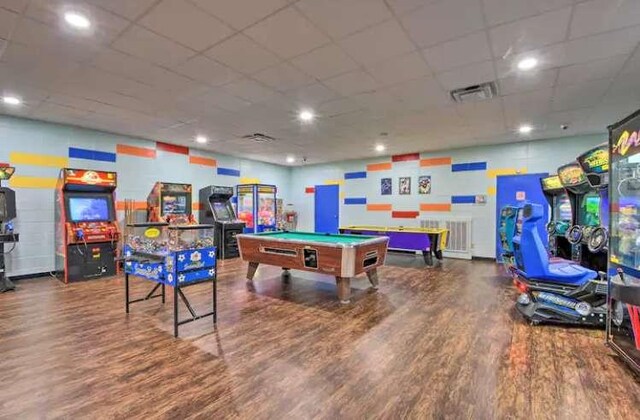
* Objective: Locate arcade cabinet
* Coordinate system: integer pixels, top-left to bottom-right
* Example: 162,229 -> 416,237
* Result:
55,169 -> 120,283
236,184 -> 277,233
607,109 -> 640,374
147,182 -> 196,225
199,185 -> 245,259
540,175 -> 573,259
557,160 -> 607,272
0,167 -> 18,293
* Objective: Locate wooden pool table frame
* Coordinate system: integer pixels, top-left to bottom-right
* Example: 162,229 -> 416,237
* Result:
237,232 -> 389,303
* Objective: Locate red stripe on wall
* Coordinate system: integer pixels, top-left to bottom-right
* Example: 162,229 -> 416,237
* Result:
392,211 -> 419,219
0,162 -> 9,167
305,187 -> 315,193
392,153 -> 420,162
156,141 -> 189,155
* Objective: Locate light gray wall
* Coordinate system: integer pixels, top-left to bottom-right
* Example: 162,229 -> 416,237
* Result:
0,116 -> 291,276
290,134 -> 606,258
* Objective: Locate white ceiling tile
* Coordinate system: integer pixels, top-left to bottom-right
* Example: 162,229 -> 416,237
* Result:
46,94 -> 102,112
498,68 -> 558,95
621,47 -> 640,75
296,0 -> 391,39
112,25 -> 195,68
173,55 -> 240,86
570,0 -> 640,39
221,78 -> 278,103
386,76 -> 452,110
339,20 -> 415,66
33,101 -> 93,120
552,78 -> 611,111
0,7 -> 18,40
502,88 -> 554,124
287,83 -> 338,106
205,33 -> 280,74
244,8 -> 330,59
87,0 -> 157,20
385,0 -> 439,15
351,90 -> 404,115
401,0 -> 485,48
455,99 -> 504,124
422,31 -> 492,72
489,7 -> 572,59
253,62 -> 315,92
323,70 -> 378,96
482,0 -> 575,26
317,97 -> 362,117
290,43 -> 358,80
435,60 -> 496,90
140,0 -> 233,51
0,0 -> 29,13
556,55 -> 627,86
191,0 -> 288,30
366,51 -> 431,86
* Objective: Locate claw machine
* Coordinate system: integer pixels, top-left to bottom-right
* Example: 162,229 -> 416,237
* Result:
608,109 -> 640,375
236,184 -> 277,233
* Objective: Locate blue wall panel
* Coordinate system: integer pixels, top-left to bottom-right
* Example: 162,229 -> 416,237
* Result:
217,167 -> 240,177
68,147 -> 116,162
451,162 -> 487,172
344,171 -> 367,179
451,195 -> 476,204
344,197 -> 367,205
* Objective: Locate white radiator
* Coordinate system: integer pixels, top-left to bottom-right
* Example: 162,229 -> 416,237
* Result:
420,216 -> 473,260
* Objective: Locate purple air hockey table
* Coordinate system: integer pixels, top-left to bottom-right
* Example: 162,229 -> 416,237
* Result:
339,225 -> 449,267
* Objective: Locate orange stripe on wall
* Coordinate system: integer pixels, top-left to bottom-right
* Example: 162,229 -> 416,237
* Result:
366,162 -> 392,171
116,144 -> 156,158
420,203 -> 451,212
116,201 -> 147,211
189,155 -> 217,167
193,202 -> 203,211
367,204 -> 392,211
420,157 -> 451,167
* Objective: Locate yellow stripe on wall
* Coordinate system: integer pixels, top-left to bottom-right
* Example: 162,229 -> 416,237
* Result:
9,175 -> 58,189
240,177 -> 260,184
486,167 -> 527,178
487,186 -> 496,196
10,152 -> 69,168
324,179 -> 344,186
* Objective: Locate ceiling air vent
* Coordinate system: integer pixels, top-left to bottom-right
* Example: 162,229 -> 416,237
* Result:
450,81 -> 497,103
242,133 -> 275,143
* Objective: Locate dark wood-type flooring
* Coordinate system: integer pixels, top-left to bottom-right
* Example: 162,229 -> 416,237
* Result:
1,255 -> 639,419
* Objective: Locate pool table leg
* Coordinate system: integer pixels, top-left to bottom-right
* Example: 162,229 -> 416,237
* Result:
422,250 -> 434,267
247,262 -> 259,280
366,269 -> 379,289
336,276 -> 351,304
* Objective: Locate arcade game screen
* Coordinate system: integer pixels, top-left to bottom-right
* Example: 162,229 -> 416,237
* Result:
580,194 -> 601,226
162,195 -> 187,215
212,202 -> 232,220
68,197 -> 110,222
555,194 -> 572,221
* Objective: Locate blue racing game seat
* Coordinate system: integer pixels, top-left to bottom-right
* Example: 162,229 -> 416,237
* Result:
513,203 -> 597,286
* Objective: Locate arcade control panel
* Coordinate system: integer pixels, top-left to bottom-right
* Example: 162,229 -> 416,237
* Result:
66,222 -> 119,243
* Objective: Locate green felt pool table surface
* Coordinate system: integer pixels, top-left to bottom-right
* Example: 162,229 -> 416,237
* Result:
249,231 -> 378,244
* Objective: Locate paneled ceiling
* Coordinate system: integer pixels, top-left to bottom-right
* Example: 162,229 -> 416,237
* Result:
0,0 -> 639,165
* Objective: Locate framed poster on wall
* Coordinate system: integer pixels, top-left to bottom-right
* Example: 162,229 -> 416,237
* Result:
418,176 -> 431,194
399,177 -> 411,195
381,178 -> 392,195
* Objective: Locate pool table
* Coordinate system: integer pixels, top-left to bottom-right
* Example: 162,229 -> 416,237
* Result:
236,231 -> 389,303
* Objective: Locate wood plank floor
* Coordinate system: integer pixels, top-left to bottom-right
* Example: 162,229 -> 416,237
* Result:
1,256 -> 639,419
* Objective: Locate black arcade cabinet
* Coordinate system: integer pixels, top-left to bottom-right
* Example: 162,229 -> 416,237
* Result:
199,186 -> 245,259
0,167 -> 19,293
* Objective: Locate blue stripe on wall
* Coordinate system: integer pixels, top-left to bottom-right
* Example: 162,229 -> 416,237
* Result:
344,197 -> 367,205
451,195 -> 476,204
344,171 -> 367,179
451,161 -> 487,172
68,147 -> 116,163
217,167 -> 240,177
231,196 -> 237,204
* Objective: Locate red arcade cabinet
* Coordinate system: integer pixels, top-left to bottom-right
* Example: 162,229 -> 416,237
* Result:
147,182 -> 196,225
55,169 -> 120,283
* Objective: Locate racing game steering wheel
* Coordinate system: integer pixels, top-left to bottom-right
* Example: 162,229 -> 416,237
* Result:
546,222 -> 556,235
587,226 -> 608,253
566,225 -> 583,244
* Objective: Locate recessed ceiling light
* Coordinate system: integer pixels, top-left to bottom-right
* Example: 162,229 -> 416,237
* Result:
195,135 -> 208,144
518,124 -> 533,134
2,96 -> 21,106
298,109 -> 314,122
517,57 -> 538,71
286,156 -> 295,163
375,144 -> 386,152
64,12 -> 91,29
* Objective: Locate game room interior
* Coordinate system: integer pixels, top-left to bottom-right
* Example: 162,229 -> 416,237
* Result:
0,0 -> 639,418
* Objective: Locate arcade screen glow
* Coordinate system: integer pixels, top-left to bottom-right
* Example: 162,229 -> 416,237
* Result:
556,194 -> 572,221
68,197 -> 110,222
162,195 -> 187,215
212,202 -> 232,220
581,195 -> 600,226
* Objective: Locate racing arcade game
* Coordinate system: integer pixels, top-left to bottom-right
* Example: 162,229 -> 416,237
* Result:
147,182 -> 196,225
0,167 -> 18,293
55,169 -> 120,283
540,175 -> 573,260
558,161 -> 607,272
199,185 -> 245,259
608,109 -> 640,374
236,184 -> 277,233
